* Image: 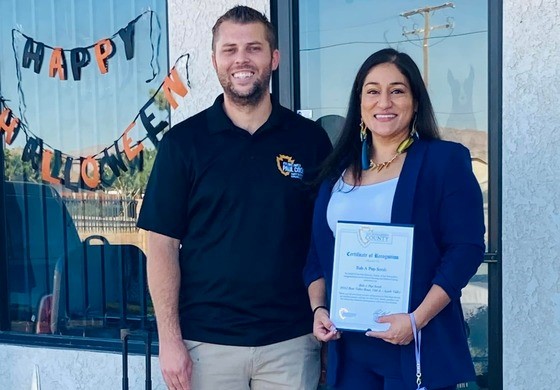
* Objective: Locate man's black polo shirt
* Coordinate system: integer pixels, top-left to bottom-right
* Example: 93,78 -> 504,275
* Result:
137,94 -> 332,346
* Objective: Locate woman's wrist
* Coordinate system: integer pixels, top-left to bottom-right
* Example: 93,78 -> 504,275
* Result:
411,310 -> 428,330
312,305 -> 329,315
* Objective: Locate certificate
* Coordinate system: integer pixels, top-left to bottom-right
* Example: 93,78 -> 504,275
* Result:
329,221 -> 414,332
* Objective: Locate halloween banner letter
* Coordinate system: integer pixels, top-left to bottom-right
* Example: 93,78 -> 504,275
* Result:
81,156 -> 101,190
162,68 -> 188,109
63,156 -> 81,192
139,97 -> 168,148
0,107 -> 21,145
21,137 -> 43,170
41,149 -> 62,184
122,122 -> 144,161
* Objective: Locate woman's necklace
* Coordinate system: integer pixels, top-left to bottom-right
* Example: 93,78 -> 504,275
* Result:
367,136 -> 414,172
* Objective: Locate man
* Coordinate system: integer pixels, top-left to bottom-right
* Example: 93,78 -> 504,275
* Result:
137,6 -> 332,390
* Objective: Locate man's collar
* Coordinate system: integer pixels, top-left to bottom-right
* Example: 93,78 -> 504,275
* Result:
207,94 -> 281,134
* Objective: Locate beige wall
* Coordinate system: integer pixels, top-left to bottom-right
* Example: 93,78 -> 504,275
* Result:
168,0 -> 270,124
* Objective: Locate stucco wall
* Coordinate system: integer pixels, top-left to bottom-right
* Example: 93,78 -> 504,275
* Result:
0,344 -> 165,389
168,0 -> 269,123
502,0 -> 560,388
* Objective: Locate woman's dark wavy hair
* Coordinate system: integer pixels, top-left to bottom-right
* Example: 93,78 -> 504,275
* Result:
316,48 -> 440,184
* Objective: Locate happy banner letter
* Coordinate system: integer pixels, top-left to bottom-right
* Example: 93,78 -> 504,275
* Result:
94,39 -> 115,74
49,48 -> 67,80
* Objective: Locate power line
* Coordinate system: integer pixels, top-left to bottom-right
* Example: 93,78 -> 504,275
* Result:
401,2 -> 455,87
299,30 -> 486,52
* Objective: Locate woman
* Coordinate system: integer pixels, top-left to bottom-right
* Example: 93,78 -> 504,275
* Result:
304,48 -> 485,390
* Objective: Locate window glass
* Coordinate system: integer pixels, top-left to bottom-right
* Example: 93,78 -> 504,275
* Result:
298,1 -> 489,388
1,0 -> 168,339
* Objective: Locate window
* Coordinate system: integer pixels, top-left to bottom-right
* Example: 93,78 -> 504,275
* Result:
0,0 -> 168,343
284,1 -> 494,388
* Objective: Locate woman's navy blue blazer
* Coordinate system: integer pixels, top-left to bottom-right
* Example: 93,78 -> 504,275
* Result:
303,138 -> 486,388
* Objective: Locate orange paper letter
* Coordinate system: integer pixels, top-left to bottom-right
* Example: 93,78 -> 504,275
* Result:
162,68 -> 188,109
94,39 -> 115,74
0,107 -> 21,145
122,122 -> 144,161
48,48 -> 67,80
81,156 -> 101,189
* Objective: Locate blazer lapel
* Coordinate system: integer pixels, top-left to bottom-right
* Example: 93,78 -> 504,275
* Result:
391,139 -> 428,224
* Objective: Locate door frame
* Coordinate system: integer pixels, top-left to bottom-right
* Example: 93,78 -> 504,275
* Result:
271,1 -> 503,388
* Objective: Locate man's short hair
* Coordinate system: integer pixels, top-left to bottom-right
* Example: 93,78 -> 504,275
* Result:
212,5 -> 277,51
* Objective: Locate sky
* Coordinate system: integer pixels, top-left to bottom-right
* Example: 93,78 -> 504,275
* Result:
0,0 -> 169,156
298,0 -> 488,132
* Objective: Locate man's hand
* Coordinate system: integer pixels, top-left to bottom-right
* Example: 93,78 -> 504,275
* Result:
159,339 -> 193,390
313,308 -> 341,342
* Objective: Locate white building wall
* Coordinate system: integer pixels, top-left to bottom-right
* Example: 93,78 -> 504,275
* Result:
168,0 -> 269,123
502,0 -> 560,389
0,344 -> 165,390
0,1 -> 268,389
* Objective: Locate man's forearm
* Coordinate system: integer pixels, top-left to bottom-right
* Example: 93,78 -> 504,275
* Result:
147,231 -> 183,342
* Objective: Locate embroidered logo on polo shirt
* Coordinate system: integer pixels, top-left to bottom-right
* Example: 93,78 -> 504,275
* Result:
276,154 -> 304,180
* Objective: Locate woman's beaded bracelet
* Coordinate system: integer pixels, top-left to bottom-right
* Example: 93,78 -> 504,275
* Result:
312,305 -> 329,315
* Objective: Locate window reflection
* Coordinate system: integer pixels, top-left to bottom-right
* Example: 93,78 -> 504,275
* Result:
299,1 -> 489,388
1,0 -> 167,341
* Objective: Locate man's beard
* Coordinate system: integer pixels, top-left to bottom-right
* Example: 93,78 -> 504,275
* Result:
219,65 -> 272,107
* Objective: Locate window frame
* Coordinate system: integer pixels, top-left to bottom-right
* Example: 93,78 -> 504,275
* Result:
0,0 -> 170,354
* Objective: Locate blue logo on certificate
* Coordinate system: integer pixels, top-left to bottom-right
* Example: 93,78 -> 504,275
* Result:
338,308 -> 357,319
358,226 -> 392,247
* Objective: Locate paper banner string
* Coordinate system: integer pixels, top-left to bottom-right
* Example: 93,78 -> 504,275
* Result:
11,10 -> 161,126
94,53 -> 191,157
1,53 -> 191,191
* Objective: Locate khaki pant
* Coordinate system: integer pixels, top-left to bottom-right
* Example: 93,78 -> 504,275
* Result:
184,333 -> 321,390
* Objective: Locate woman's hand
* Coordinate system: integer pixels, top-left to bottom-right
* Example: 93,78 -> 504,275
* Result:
313,308 -> 341,342
365,313 -> 413,345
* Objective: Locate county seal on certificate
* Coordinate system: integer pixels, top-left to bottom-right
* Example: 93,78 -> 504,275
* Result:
329,221 -> 414,332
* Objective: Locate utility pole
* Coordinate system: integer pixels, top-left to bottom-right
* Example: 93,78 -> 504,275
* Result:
401,2 -> 454,87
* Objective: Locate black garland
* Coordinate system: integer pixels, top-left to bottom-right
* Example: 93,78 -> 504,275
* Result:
11,10 -> 162,123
